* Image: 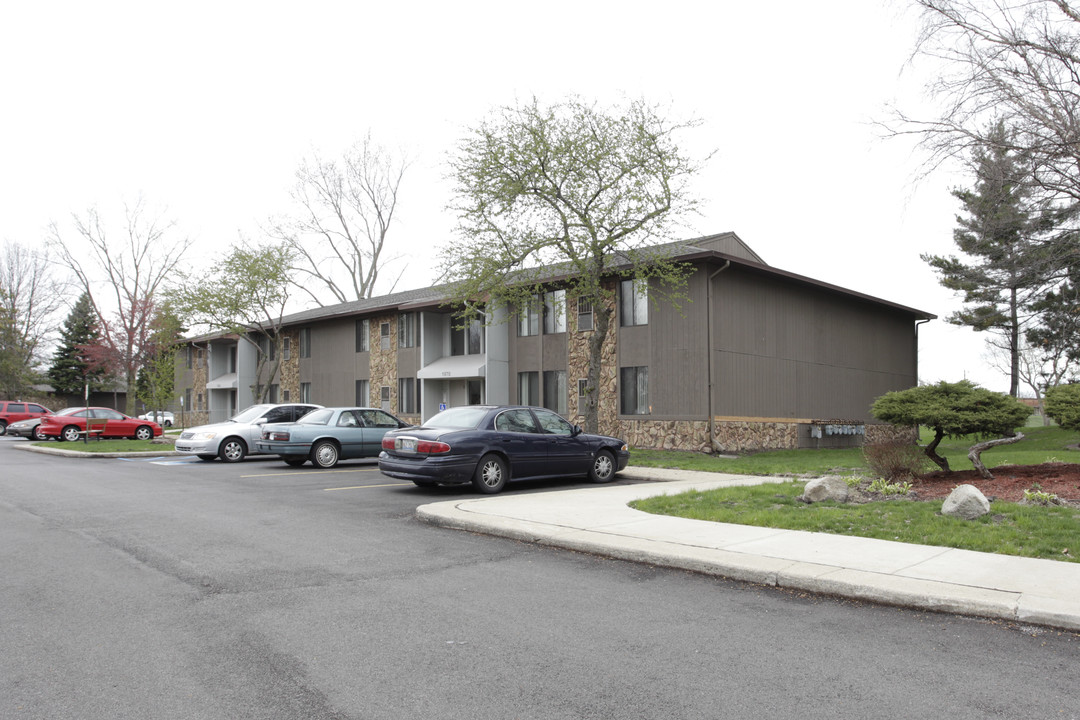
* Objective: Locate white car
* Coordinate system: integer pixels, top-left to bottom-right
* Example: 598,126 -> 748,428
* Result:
139,410 -> 175,427
174,403 -> 321,463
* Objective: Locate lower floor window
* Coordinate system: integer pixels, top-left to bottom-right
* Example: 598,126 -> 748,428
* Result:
355,379 -> 370,406
398,377 -> 419,414
620,366 -> 649,415
300,382 -> 311,403
518,371 -> 539,406
543,370 -> 567,415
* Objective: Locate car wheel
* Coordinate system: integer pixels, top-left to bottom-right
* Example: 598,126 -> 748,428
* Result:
0,421 -> 7,436
31,425 -> 46,441
310,440 -> 339,469
284,456 -> 307,467
164,420 -> 173,428
134,425 -> 153,441
197,454 -> 217,461
219,438 -> 247,463
61,425 -> 81,443
588,449 -> 617,483
472,454 -> 508,494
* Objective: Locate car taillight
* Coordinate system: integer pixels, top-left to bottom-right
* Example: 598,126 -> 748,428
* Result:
417,440 -> 451,454
382,437 -> 396,451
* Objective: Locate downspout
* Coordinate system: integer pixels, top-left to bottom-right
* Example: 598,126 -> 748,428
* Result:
707,260 -> 731,452
914,318 -> 931,386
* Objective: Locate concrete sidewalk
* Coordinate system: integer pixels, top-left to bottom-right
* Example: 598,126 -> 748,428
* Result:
417,467 -> 1080,632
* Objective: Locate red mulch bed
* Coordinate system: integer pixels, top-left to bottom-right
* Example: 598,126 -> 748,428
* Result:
912,463 -> 1080,503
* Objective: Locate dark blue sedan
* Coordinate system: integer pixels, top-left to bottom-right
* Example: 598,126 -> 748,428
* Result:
377,405 -> 629,493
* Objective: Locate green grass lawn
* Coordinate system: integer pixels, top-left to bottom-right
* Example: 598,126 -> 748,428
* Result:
628,423 -> 1080,563
34,438 -> 173,453
629,424 -> 1080,477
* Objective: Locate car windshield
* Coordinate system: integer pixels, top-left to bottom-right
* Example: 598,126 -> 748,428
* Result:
229,405 -> 275,423
422,407 -> 488,429
297,409 -> 333,425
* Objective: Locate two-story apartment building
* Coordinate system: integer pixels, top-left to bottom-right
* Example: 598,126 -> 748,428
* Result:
174,232 -> 935,452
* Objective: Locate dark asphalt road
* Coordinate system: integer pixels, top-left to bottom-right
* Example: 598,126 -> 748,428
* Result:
1,438 -> 1077,719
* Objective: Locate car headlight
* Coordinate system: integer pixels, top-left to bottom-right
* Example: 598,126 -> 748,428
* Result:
191,432 -> 217,441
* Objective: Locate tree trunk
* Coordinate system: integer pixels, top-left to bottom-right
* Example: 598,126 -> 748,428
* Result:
584,301 -> 612,434
924,427 -> 950,472
968,432 -> 1025,480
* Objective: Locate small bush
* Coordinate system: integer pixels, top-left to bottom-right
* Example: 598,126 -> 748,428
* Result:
1045,384 -> 1080,431
863,441 -> 932,481
1023,482 -> 1061,505
867,477 -> 913,495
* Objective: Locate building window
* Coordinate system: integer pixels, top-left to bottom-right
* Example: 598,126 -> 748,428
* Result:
196,392 -> 204,411
577,298 -> 594,332
355,379 -> 370,406
398,377 -> 419,414
184,388 -> 192,412
356,319 -> 370,353
380,385 -> 391,410
299,328 -> 311,358
620,278 -> 648,326
283,390 -> 291,402
186,346 -> 193,369
399,313 -> 417,348
300,382 -> 311,403
195,348 -> 204,368
620,366 -> 649,415
269,384 -> 279,403
283,336 -> 292,361
518,371 -> 539,406
543,370 -> 567,415
578,378 -> 588,398
452,314 -> 483,356
544,290 -> 566,334
518,297 -> 539,337
380,322 -> 391,350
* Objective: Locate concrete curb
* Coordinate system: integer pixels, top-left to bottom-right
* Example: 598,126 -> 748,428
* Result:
12,442 -> 181,459
417,472 -> 1080,632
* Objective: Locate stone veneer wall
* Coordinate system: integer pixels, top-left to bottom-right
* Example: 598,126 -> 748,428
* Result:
713,420 -> 801,453
618,419 -> 712,452
864,423 -> 919,445
567,287 -> 618,436
368,313 -> 398,412
279,329 -> 300,400
189,347 -> 209,426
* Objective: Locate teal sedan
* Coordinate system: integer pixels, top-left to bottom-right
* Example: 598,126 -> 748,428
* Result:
256,407 -> 411,468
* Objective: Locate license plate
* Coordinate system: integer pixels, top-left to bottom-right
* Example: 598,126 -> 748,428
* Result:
397,437 -> 417,453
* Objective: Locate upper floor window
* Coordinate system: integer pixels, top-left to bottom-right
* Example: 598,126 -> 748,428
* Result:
620,278 -> 648,326
399,313 -> 417,348
452,313 -> 483,356
577,297 -> 594,332
380,322 -> 391,350
518,297 -> 539,337
543,290 -> 566,334
356,319 -> 370,353
283,336 -> 292,361
299,328 -> 311,358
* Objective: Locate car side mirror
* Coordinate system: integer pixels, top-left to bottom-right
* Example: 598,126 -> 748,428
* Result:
572,424 -> 583,436
254,417 -> 267,425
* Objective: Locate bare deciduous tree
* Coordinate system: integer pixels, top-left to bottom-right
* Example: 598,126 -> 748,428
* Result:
47,199 -> 188,414
892,1 -> 1080,212
271,133 -> 410,305
0,240 -> 64,396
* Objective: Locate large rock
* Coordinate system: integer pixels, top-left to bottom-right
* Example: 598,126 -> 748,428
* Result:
942,484 -> 991,520
800,476 -> 850,503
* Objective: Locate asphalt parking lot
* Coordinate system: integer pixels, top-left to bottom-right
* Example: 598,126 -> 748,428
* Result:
2,435 -> 1078,720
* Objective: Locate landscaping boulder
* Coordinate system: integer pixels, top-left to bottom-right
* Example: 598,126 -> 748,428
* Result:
800,476 -> 850,504
942,484 -> 990,520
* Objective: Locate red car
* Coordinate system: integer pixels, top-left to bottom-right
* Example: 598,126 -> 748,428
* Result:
0,401 -> 52,436
39,407 -> 163,442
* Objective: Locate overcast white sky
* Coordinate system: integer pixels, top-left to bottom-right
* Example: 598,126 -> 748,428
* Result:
1,1 -> 1008,391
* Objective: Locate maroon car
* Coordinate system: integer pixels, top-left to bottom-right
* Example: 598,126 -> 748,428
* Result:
0,401 -> 51,436
39,407 -> 163,442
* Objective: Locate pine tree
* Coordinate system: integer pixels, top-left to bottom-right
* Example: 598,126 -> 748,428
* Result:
47,293 -> 109,396
922,123 -> 1049,396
